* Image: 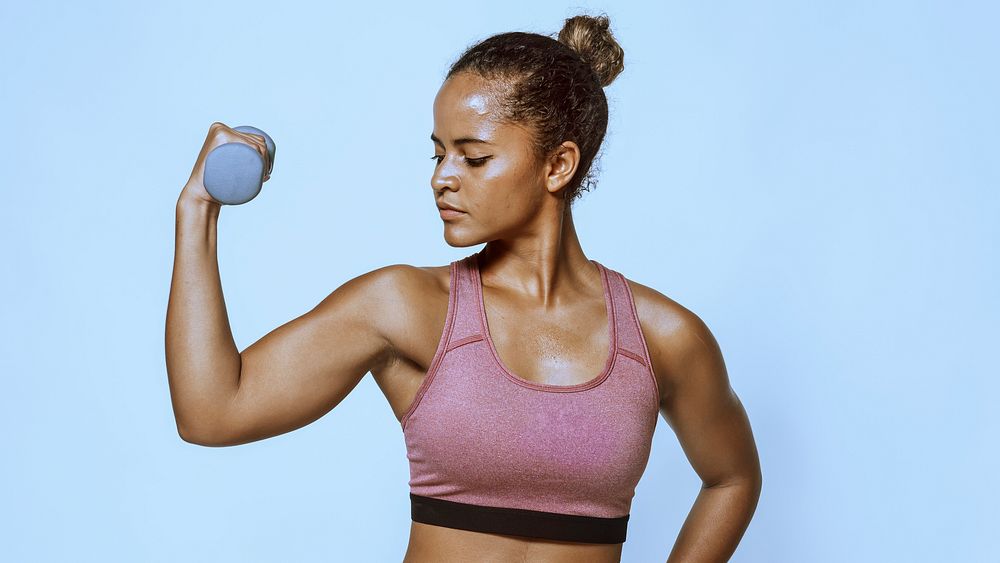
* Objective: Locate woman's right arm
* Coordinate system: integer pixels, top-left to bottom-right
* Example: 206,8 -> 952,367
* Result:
165,123 -> 397,447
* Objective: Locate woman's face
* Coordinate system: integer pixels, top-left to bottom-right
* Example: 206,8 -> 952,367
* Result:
430,72 -> 556,248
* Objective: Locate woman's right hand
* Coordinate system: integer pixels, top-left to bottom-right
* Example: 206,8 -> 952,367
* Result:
178,121 -> 273,208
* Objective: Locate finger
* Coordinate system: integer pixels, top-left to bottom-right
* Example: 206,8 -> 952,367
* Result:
255,134 -> 272,175
233,131 -> 269,172
249,134 -> 270,173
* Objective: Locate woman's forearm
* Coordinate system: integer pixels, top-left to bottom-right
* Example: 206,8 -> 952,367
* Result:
666,479 -> 760,562
164,196 -> 241,441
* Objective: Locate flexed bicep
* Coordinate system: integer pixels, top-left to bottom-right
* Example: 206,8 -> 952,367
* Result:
192,266 -> 406,447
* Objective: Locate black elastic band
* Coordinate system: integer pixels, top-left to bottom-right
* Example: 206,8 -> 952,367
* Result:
409,493 -> 628,544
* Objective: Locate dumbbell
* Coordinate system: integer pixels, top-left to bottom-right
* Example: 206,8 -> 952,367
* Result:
203,125 -> 276,205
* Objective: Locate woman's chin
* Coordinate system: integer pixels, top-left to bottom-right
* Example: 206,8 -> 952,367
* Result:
442,229 -> 482,248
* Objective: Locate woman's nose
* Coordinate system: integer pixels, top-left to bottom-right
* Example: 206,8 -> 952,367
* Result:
431,166 -> 458,193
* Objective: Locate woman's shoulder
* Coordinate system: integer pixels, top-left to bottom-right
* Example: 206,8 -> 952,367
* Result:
623,276 -> 707,345
350,261 -> 452,302
328,261 -> 454,354
621,276 -> 697,330
622,275 -> 723,400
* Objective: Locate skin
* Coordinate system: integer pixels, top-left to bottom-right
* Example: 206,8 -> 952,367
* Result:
166,72 -> 761,562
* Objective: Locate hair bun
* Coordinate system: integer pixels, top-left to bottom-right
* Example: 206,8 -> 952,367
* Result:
557,13 -> 625,87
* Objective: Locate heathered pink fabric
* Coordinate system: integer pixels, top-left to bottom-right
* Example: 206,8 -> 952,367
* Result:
401,252 -> 660,519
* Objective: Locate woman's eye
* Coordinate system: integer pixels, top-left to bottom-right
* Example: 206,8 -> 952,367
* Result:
429,155 -> 491,167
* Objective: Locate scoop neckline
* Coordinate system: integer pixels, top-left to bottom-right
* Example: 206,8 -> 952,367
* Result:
471,252 -> 617,392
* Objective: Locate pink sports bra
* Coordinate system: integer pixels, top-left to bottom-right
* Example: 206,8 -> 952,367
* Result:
400,252 -> 660,544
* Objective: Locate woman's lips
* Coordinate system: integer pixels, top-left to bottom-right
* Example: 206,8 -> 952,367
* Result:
439,208 -> 466,220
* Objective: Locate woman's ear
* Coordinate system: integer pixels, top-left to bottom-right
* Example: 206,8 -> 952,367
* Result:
544,141 -> 580,195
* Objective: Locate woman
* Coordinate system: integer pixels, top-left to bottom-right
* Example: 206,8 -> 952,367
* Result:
166,14 -> 761,563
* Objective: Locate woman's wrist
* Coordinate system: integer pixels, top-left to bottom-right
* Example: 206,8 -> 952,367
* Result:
176,191 -> 221,217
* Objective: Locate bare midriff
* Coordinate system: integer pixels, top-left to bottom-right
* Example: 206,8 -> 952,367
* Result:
402,521 -> 624,563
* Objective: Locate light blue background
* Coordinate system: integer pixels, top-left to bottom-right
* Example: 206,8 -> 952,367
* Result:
2,1 -> 996,561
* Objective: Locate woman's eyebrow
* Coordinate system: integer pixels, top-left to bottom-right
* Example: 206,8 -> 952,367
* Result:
430,133 -> 494,147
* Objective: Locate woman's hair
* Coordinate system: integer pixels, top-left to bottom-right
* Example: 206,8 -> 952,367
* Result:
445,13 -> 625,206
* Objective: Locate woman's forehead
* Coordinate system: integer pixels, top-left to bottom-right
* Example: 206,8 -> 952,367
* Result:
433,74 -> 533,148
434,74 -> 500,118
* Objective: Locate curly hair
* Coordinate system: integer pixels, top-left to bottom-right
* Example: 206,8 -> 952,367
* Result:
445,13 -> 625,206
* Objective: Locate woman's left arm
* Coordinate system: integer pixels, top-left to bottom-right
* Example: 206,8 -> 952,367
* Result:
636,287 -> 762,562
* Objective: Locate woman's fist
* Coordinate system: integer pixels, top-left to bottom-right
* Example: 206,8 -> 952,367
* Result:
179,122 -> 273,207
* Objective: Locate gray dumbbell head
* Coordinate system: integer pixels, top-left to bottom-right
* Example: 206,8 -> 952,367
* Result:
203,142 -> 265,205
